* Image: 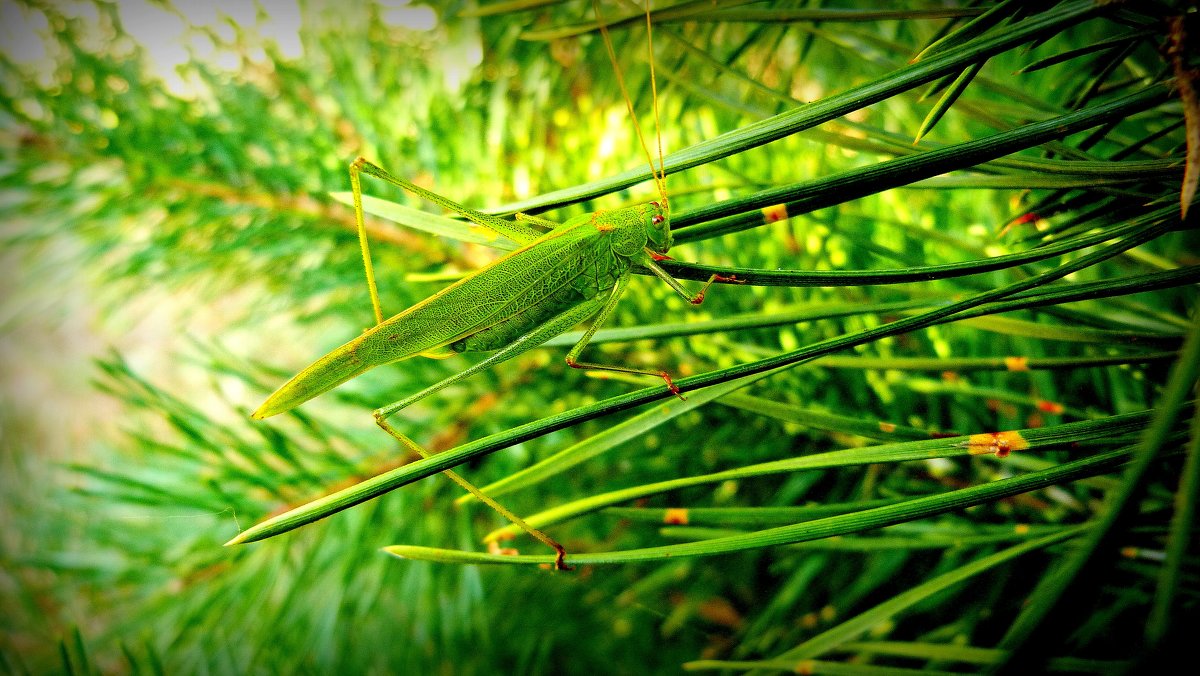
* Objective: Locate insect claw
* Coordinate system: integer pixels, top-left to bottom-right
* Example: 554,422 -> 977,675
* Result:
554,548 -> 574,572
660,371 -> 686,401
650,252 -> 673,261
715,273 -> 744,284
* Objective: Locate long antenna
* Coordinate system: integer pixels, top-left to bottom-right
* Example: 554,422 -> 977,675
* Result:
593,0 -> 667,206
643,0 -> 667,203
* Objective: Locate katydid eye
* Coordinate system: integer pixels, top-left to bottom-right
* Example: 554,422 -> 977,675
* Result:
650,201 -> 660,209
652,215 -> 665,225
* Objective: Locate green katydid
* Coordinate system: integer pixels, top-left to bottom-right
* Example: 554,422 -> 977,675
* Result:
247,1 -> 725,569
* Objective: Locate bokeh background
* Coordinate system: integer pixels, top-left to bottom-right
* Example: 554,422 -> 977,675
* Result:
2,1 -> 1196,673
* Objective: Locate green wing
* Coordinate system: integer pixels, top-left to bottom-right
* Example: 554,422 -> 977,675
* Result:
252,215 -> 623,418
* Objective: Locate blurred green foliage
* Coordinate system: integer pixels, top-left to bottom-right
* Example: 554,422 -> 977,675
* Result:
1,0 -> 1197,673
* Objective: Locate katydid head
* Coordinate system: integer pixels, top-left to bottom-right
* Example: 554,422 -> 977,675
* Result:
644,198 -> 671,254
